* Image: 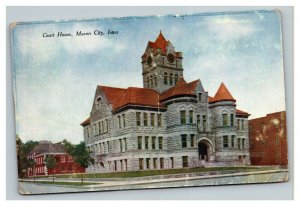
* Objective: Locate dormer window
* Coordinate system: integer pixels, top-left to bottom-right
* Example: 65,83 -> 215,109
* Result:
198,93 -> 202,102
96,97 -> 102,109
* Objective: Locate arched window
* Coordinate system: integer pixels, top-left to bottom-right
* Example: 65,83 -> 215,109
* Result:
150,75 -> 153,87
222,112 -> 228,126
154,74 -> 157,86
180,109 -> 186,124
96,97 -> 102,109
174,74 -> 179,84
169,73 -> 173,85
164,72 -> 168,85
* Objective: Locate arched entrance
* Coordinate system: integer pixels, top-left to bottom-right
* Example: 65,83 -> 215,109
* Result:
198,142 -> 208,160
197,138 -> 215,162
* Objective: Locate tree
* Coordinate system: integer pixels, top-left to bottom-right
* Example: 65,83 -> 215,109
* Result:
44,155 -> 57,182
16,136 -> 38,178
63,139 -> 95,184
63,139 -> 74,154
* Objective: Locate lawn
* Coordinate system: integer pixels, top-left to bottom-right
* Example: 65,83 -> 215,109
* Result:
49,166 -> 267,179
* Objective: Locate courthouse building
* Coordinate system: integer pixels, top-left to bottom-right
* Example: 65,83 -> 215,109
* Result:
81,32 -> 251,173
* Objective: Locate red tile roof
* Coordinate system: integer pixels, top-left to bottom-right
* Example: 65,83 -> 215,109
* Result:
148,31 -> 168,53
80,117 -> 91,126
113,87 -> 163,110
160,78 -> 198,101
236,109 -> 250,117
209,82 -> 236,103
144,32 -> 181,58
98,86 -> 126,106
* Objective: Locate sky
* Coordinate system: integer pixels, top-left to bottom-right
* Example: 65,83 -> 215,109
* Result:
11,10 -> 286,144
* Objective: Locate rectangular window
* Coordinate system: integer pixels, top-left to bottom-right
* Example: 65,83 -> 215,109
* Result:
157,114 -> 162,126
125,159 -> 127,171
222,114 -> 228,126
231,135 -> 235,148
138,136 -> 142,150
159,137 -> 163,150
237,119 -> 240,130
189,110 -> 193,124
242,120 -> 245,130
190,134 -> 195,147
238,138 -> 241,149
153,158 -> 157,169
119,139 -> 122,152
223,136 -> 229,148
145,136 -> 149,149
170,157 -> 174,168
242,139 -> 245,149
146,158 -> 150,169
124,138 -> 127,151
118,116 -> 121,128
230,114 -> 234,126
151,113 -> 155,126
182,156 -> 188,167
136,112 -> 141,126
122,114 -> 126,127
107,141 -> 110,153
139,158 -> 144,170
197,115 -> 201,127
114,161 -> 117,171
152,136 -> 156,149
106,119 -> 108,132
68,156 -> 73,162
98,122 -> 101,134
203,115 -> 207,131
120,160 -> 123,171
143,113 -> 148,126
180,110 -> 186,124
160,158 -> 164,169
181,134 -> 187,148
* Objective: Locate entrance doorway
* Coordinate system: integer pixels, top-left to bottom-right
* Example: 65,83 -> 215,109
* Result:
198,142 -> 208,160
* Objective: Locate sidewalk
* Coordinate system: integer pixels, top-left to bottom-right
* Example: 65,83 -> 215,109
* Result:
20,167 -> 289,194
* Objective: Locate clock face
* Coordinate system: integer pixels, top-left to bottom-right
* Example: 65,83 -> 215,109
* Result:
167,53 -> 175,63
147,56 -> 152,66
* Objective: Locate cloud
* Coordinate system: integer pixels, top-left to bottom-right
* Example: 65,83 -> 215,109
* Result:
207,16 -> 257,41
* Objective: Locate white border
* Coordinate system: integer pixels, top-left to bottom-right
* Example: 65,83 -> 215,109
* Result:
2,1 -> 298,206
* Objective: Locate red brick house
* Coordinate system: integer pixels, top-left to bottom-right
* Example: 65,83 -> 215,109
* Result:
249,111 -> 288,165
27,141 -> 84,177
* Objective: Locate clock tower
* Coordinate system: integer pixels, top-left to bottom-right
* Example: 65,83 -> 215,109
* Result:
141,31 -> 183,93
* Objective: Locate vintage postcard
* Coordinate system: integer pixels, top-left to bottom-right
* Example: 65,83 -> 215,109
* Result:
11,10 -> 288,195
